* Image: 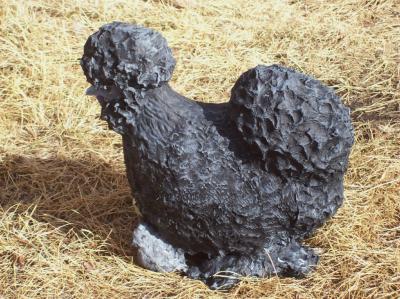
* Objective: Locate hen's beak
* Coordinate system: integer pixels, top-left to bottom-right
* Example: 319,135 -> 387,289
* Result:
85,85 -> 108,104
85,86 -> 98,96
85,85 -> 122,105
85,85 -> 108,107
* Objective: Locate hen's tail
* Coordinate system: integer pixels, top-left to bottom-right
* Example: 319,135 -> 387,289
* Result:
229,65 -> 354,181
80,22 -> 176,90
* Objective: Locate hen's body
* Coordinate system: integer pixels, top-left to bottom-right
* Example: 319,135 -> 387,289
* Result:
122,85 -> 278,255
81,22 -> 354,288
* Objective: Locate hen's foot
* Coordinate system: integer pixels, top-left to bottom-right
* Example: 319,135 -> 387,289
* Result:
132,222 -> 188,272
187,239 -> 319,289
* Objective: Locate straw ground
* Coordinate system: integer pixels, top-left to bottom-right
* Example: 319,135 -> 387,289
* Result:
0,0 -> 399,298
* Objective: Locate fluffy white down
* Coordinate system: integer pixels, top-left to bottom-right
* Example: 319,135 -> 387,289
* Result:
132,223 -> 188,272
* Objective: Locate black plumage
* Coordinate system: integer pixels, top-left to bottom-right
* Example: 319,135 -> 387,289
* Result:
81,22 -> 354,289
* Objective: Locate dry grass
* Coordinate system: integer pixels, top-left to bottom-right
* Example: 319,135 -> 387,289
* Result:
0,0 -> 399,297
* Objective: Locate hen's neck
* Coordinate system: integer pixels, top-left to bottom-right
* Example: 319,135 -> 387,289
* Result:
122,84 -> 202,148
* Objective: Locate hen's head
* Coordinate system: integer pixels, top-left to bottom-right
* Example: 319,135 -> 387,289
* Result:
81,22 -> 176,93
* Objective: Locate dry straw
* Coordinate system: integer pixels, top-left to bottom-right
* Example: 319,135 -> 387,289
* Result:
0,0 -> 399,298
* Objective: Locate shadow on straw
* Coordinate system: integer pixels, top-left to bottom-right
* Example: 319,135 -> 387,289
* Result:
0,154 -> 139,259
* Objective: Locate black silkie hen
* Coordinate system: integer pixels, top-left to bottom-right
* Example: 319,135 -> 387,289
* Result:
81,22 -> 354,289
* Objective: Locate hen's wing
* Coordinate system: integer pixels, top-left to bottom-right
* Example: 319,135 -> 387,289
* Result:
229,65 -> 354,181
